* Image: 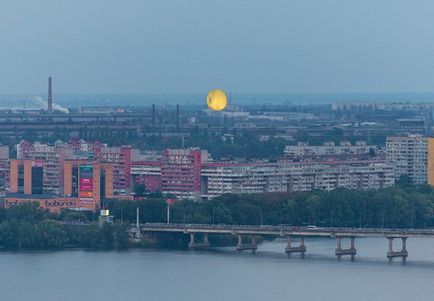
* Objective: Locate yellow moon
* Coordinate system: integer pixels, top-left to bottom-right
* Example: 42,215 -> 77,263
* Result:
207,89 -> 228,111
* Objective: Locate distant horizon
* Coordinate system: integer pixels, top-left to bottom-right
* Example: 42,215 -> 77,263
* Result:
4,91 -> 434,96
3,92 -> 434,108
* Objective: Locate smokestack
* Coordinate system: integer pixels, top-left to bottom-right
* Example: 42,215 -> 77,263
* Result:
48,76 -> 53,112
152,104 -> 155,128
176,104 -> 180,130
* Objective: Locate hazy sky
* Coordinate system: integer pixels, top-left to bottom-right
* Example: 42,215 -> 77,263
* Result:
1,0 -> 434,94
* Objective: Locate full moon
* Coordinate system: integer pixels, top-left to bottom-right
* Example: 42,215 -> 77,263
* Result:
207,89 -> 228,111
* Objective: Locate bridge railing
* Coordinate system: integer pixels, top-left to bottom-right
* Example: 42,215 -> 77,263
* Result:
142,223 -> 434,235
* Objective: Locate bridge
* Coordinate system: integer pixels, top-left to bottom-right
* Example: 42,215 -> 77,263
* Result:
135,223 -> 434,261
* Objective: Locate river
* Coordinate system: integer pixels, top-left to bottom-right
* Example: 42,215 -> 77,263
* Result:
0,237 -> 433,301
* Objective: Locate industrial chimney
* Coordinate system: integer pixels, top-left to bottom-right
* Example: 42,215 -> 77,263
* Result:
48,76 -> 53,112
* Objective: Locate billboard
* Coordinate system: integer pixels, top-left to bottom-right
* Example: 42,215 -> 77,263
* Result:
32,160 -> 44,168
79,165 -> 93,201
79,178 -> 93,191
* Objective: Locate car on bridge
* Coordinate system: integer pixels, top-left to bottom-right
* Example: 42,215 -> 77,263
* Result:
307,225 -> 319,231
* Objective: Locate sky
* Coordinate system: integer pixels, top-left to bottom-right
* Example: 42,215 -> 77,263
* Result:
1,0 -> 434,94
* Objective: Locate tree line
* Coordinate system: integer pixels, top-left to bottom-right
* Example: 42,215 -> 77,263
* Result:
0,178 -> 433,250
0,203 -> 129,250
106,178 -> 434,229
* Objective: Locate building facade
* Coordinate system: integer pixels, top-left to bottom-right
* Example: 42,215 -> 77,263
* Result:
131,148 -> 395,200
284,141 -> 376,157
15,140 -> 132,195
160,148 -> 208,200
201,160 -> 394,199
8,159 -> 115,211
386,135 -> 428,184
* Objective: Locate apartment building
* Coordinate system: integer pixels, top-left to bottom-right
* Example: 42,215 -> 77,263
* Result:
385,135 -> 428,184
284,141 -> 376,157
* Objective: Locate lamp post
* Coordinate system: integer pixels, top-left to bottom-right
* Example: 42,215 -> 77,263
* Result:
167,204 -> 170,224
165,198 -> 175,224
212,207 -> 216,224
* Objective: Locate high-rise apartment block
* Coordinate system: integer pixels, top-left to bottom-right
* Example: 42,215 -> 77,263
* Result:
386,135 -> 428,184
201,160 -> 394,199
15,139 -> 132,195
7,159 -> 115,211
160,148 -> 207,200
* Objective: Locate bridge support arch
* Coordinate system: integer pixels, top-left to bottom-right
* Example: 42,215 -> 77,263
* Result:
188,232 -> 210,249
386,236 -> 408,261
335,236 -> 357,260
285,236 -> 306,257
236,234 -> 257,253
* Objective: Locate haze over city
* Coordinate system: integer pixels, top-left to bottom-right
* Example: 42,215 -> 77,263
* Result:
2,0 -> 434,94
1,1 -> 434,301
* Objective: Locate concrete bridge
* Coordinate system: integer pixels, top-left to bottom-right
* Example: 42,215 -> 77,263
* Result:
136,223 -> 434,261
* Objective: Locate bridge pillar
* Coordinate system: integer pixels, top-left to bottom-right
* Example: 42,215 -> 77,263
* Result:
285,236 -> 306,256
236,234 -> 257,253
188,232 -> 210,249
401,237 -> 407,253
335,236 -> 356,260
386,236 -> 408,261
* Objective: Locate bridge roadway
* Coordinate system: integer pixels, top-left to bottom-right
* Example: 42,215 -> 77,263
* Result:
138,223 -> 434,260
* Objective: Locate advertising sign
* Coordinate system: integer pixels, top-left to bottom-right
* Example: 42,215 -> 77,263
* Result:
31,160 -> 44,167
79,165 -> 94,201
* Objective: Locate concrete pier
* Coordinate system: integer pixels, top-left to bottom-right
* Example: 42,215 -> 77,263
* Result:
285,236 -> 306,256
386,237 -> 408,260
236,234 -> 257,252
335,236 -> 357,260
188,232 -> 210,249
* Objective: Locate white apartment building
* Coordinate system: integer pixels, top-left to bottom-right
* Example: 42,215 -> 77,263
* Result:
385,135 -> 427,184
200,160 -> 394,199
284,141 -> 376,157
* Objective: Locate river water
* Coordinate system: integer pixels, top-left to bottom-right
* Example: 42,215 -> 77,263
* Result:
0,237 -> 433,301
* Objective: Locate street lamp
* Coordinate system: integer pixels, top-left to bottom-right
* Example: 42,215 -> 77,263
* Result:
167,204 -> 170,224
